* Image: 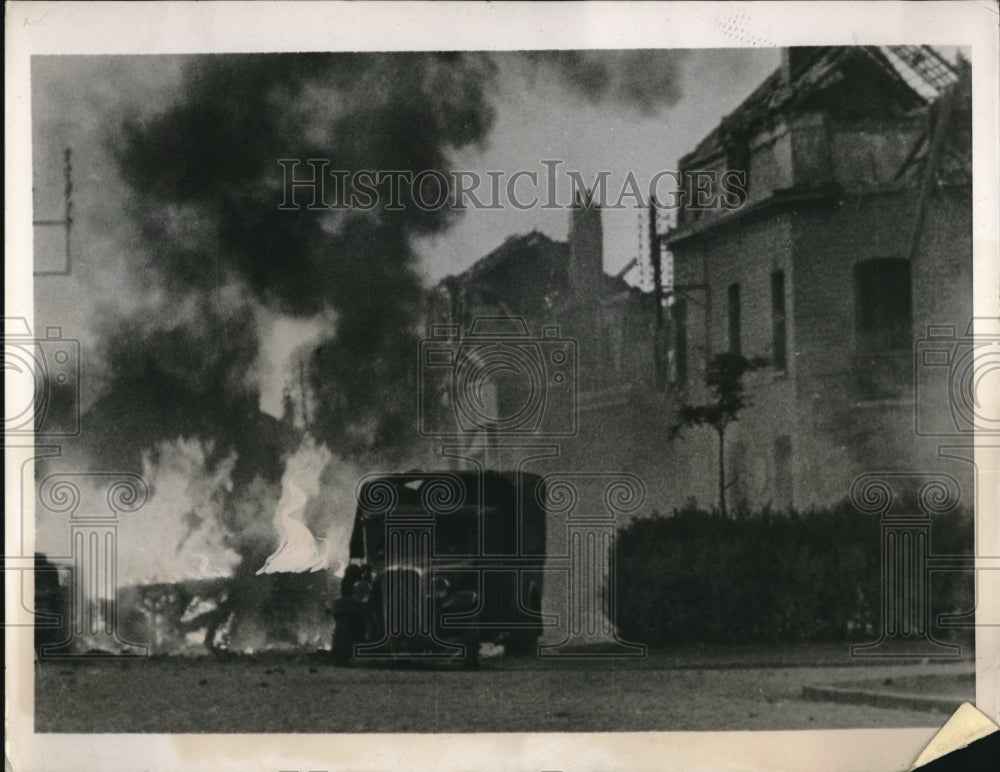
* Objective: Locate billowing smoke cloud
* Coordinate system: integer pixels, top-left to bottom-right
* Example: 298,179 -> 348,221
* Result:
520,50 -> 688,114
83,49 -> 689,475
82,290 -> 282,483
35,50 -> 689,651
109,52 -> 499,465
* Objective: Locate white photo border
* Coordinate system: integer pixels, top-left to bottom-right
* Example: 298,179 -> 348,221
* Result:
6,2 -> 998,771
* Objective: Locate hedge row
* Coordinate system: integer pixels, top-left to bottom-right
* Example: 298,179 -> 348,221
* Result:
612,502 -> 974,646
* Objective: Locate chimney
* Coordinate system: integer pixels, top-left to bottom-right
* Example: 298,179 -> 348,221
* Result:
568,190 -> 604,301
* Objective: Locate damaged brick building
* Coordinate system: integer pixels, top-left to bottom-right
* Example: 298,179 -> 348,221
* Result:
423,200 -> 677,505
427,45 -> 973,513
666,45 -> 972,509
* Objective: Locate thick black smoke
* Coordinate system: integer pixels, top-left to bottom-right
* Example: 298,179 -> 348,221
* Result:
114,53 -> 495,308
97,50 -> 689,472
84,295 -> 287,486
106,53 -> 497,468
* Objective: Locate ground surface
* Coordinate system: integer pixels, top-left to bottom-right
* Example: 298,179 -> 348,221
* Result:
34,644 -> 975,733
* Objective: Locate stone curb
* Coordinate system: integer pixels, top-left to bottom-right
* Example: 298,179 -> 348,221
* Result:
802,683 -> 968,714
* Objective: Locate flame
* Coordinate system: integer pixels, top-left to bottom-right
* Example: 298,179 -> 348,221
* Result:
130,438 -> 242,584
257,437 -> 337,575
34,438 -> 243,594
35,434 -> 367,654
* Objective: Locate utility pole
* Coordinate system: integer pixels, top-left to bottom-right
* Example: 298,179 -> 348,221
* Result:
648,198 -> 664,330
648,199 -> 666,388
33,147 -> 74,276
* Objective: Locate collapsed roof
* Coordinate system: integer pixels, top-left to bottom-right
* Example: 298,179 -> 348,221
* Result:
682,46 -> 966,174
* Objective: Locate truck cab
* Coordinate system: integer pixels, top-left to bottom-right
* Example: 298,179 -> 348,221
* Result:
331,470 -> 546,667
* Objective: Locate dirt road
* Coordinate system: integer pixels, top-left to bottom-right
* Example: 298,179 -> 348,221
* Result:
34,646 -> 974,733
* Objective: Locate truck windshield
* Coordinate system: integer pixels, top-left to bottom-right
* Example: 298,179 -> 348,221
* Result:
361,506 -> 495,562
432,511 -> 479,556
362,517 -> 386,567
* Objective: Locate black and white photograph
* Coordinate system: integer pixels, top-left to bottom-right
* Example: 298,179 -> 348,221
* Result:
6,2 -> 999,771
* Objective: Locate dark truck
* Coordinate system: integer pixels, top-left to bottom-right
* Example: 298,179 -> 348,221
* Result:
331,471 -> 546,667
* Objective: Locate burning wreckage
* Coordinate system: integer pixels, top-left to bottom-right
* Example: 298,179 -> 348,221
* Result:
35,470 -> 548,666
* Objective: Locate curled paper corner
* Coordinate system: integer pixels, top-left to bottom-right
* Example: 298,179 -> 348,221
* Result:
910,702 -> 999,769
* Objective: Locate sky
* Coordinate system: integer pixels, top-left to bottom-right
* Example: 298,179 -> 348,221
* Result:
31,49 -> 781,418
414,49 -> 781,281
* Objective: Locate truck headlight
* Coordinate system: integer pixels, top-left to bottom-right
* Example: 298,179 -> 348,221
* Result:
431,576 -> 450,599
442,590 -> 478,610
350,580 -> 372,603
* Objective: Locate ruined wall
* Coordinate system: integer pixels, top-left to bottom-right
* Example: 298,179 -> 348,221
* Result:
790,186 -> 973,507
669,211 -> 798,511
668,180 -> 971,511
828,117 -> 925,189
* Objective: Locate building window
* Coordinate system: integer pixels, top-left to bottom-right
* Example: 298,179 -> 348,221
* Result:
854,258 -> 912,351
774,435 -> 792,509
723,127 -> 751,202
771,270 -> 787,371
727,283 -> 741,355
672,297 -> 687,385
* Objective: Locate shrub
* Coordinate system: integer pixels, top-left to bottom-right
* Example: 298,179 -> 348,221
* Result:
613,501 -> 974,647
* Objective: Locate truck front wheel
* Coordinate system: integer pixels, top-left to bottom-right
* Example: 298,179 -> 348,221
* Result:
332,615 -> 362,666
506,586 -> 542,657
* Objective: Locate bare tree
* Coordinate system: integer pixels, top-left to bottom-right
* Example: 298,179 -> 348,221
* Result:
670,352 -> 768,517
